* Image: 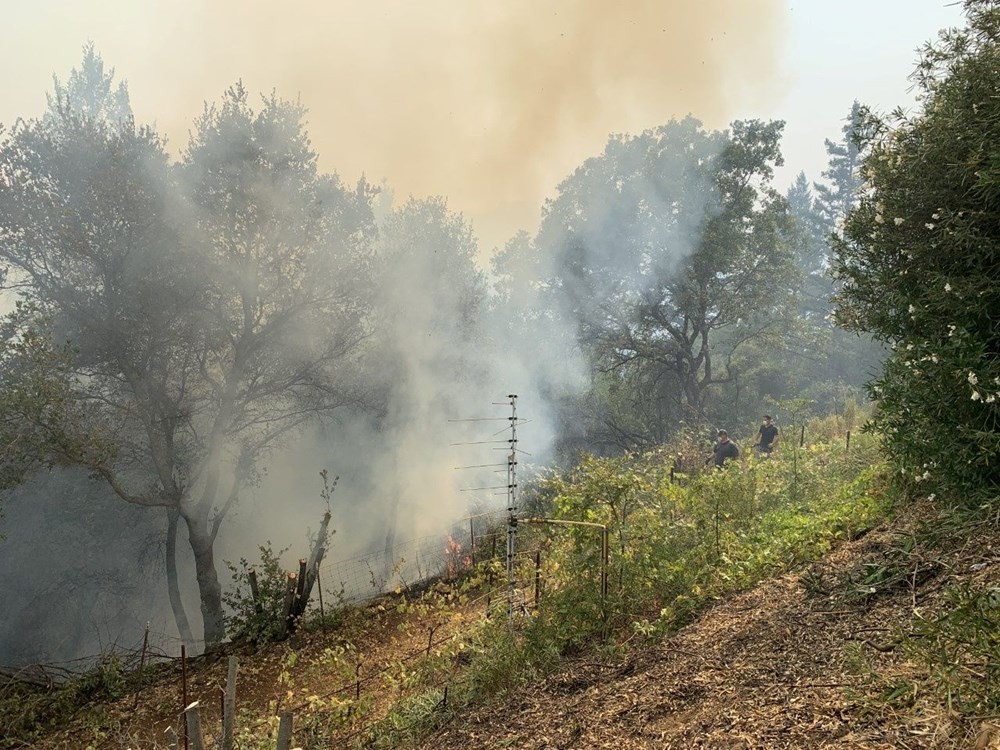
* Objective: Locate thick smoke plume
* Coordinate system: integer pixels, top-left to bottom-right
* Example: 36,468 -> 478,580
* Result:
0,1 -> 792,662
3,0 -> 787,246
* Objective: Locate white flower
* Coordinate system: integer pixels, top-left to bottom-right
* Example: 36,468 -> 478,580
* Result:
894,217 -> 905,226
932,213 -> 940,220
906,343 -> 914,351
972,390 -> 982,401
908,304 -> 916,313
931,355 -> 939,364
969,372 -> 979,385
925,223 -> 936,230
928,494 -> 936,501
987,394 -> 996,403
944,283 -> 952,292
875,214 -> 885,224
922,471 -> 931,480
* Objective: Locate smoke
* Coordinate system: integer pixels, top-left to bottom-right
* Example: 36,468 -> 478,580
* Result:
0,1 -> 793,663
3,0 -> 788,247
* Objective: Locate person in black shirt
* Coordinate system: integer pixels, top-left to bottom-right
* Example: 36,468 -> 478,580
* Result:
707,429 -> 740,468
754,415 -> 780,456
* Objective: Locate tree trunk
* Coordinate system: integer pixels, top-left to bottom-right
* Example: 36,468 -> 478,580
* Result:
166,509 -> 195,646
184,516 -> 226,646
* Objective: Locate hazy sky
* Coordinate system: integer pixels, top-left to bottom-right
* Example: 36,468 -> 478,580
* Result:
0,1 -> 964,250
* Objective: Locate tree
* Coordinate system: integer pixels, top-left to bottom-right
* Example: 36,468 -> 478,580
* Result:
530,117 -> 797,447
814,100 -> 864,232
786,171 -> 832,318
833,0 -> 1000,504
45,42 -> 132,127
0,305 -> 112,497
0,65 -> 376,644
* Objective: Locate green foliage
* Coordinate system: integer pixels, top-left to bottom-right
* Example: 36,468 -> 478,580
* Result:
833,0 -> 1000,506
450,429 -> 888,708
0,303 -> 116,492
0,653 -> 134,749
499,116 -> 799,451
223,542 -> 293,643
903,583 -> 1000,714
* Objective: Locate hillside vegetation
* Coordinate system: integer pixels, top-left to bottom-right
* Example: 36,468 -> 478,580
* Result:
0,418 -> 901,747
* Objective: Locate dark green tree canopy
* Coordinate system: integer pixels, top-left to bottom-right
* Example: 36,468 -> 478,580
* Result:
521,117 -> 797,446
834,0 -> 1000,502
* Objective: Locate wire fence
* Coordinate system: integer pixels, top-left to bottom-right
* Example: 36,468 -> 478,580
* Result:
315,508 -> 509,609
2,503 -> 595,750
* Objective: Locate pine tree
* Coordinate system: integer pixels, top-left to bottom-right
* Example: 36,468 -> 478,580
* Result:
814,101 -> 864,233
44,42 -> 132,126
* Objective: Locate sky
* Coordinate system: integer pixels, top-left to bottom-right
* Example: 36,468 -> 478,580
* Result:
0,0 -> 965,251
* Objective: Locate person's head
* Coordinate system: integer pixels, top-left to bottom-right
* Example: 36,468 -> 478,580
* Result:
762,415 -> 772,425
717,429 -> 729,442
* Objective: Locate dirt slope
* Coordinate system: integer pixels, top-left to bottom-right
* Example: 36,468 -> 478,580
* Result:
418,512 -> 1000,750
15,504 -> 1000,750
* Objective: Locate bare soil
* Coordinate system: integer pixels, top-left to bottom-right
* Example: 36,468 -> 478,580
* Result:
18,502 -> 1000,750
417,504 -> 1000,750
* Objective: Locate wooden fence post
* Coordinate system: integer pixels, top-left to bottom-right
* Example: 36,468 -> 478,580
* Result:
131,622 -> 150,711
295,559 -> 307,602
248,568 -> 262,614
279,573 -> 297,639
275,712 -> 293,750
222,656 -> 237,750
317,567 -> 326,629
846,429 -> 851,450
184,702 -> 206,750
295,511 -> 331,619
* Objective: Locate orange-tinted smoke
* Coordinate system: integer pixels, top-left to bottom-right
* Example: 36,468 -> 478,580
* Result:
3,0 -> 788,246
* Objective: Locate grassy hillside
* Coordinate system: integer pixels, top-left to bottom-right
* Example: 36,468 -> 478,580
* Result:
6,419 -> 998,748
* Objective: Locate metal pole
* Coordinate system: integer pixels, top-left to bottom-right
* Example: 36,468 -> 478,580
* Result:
470,517 -> 476,567
534,550 -> 541,607
181,645 -> 188,750
506,394 -> 518,621
846,430 -> 851,450
600,527 -> 609,603
799,424 -> 805,448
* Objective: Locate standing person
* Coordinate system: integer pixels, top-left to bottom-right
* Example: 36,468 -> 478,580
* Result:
706,429 -> 740,468
754,414 -> 780,456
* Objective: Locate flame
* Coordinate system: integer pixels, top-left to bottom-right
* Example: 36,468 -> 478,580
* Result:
444,533 -> 472,578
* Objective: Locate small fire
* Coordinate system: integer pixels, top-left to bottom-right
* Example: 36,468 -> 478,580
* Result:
444,534 -> 472,578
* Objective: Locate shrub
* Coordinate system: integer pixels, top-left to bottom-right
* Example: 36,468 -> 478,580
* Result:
833,0 -> 1000,507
